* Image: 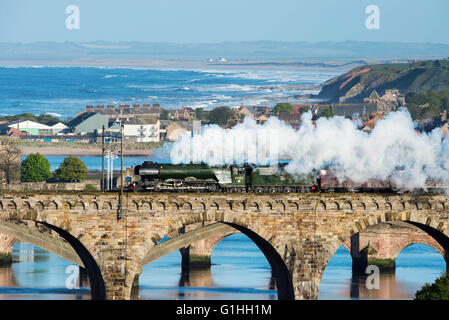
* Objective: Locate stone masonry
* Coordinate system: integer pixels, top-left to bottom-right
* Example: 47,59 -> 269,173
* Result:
0,191 -> 449,300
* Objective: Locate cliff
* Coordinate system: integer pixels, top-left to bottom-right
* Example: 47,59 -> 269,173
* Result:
316,59 -> 449,103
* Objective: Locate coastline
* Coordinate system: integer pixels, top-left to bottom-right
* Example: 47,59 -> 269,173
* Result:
21,146 -> 154,157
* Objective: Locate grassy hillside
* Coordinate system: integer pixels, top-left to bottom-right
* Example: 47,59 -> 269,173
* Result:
317,59 -> 449,103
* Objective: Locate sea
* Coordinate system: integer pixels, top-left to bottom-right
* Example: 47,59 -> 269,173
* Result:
1,66 -> 445,300
0,66 -> 339,118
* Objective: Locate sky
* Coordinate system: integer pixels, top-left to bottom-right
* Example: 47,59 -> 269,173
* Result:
0,0 -> 448,44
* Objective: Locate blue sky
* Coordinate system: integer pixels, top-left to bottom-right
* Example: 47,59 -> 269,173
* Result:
0,0 -> 448,44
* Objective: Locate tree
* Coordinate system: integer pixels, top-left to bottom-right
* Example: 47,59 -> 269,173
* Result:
0,137 -> 21,184
195,107 -> 204,120
320,108 -> 334,119
273,103 -> 294,116
54,156 -> 88,182
21,153 -> 51,182
207,106 -> 233,125
415,273 -> 449,300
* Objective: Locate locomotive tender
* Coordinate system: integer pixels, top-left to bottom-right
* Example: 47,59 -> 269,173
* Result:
129,161 -> 448,194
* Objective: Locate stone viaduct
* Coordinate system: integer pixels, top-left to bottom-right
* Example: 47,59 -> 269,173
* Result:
1,191 -> 449,300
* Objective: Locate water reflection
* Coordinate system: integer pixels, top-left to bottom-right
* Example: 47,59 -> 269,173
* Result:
0,242 -> 90,300
134,234 -> 277,300
0,239 -> 445,300
319,244 -> 446,300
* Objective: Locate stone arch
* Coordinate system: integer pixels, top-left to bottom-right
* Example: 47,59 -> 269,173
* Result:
141,221 -> 294,300
394,241 -> 446,261
130,201 -> 139,210
196,202 -> 206,211
35,201 -> 44,211
237,202 -> 246,210
75,202 -> 85,210
398,202 -> 406,210
21,201 -> 31,210
140,201 -> 152,210
355,201 -> 366,210
275,201 -> 286,211
6,201 -> 16,210
156,201 -> 166,211
384,202 -> 392,210
0,219 -> 105,300
249,202 -> 260,211
62,201 -> 72,210
91,201 -> 99,210
326,201 -> 339,210
37,222 -> 106,300
342,201 -> 352,210
317,201 -> 326,210
169,201 -> 180,210
435,202 -> 445,211
408,201 -> 420,210
47,201 -> 58,210
102,201 -> 112,210
325,212 -> 449,278
288,202 -> 299,211
264,202 -> 273,211
182,202 -> 193,210
210,202 -> 219,210
422,202 -> 431,210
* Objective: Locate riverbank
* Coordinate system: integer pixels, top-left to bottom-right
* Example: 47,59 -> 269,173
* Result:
21,146 -> 154,157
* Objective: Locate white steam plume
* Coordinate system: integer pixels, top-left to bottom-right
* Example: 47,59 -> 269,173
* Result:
153,109 -> 449,191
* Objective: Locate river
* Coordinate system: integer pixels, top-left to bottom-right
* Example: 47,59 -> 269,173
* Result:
0,235 -> 444,300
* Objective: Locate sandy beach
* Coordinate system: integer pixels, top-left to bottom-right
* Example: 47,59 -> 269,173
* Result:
21,146 -> 154,157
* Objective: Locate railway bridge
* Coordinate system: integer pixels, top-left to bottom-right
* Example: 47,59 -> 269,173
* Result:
0,191 -> 449,300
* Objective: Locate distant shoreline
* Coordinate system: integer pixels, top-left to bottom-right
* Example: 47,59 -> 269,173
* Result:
21,146 -> 154,157
0,58 -> 363,73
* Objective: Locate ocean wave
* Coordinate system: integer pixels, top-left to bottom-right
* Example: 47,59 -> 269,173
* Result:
196,84 -> 256,92
102,74 -> 117,79
45,112 -> 62,117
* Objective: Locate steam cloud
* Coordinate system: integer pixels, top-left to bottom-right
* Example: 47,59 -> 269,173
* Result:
154,109 -> 449,191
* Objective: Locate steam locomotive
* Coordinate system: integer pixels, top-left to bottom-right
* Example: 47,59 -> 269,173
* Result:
128,161 -> 448,194
129,161 -> 316,193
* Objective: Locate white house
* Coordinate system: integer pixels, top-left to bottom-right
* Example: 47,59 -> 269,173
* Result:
123,118 -> 160,142
8,120 -> 66,136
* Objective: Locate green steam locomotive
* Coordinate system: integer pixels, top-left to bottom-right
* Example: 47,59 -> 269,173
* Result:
129,161 -> 317,193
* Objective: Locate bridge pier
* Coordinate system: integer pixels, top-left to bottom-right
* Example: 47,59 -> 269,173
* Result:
179,224 -> 239,271
0,234 -> 15,265
345,223 -> 449,274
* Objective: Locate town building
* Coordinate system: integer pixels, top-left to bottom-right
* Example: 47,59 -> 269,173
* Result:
78,104 -> 161,122
165,121 -> 193,141
171,107 -> 196,121
67,112 -> 109,135
333,103 -> 378,119
363,89 -> 406,113
7,120 -> 67,136
235,105 -> 256,119
122,118 -> 161,142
